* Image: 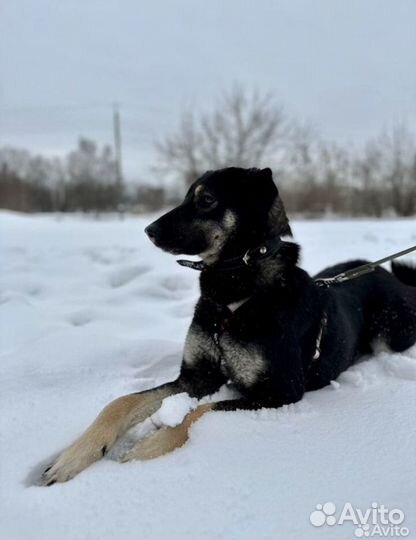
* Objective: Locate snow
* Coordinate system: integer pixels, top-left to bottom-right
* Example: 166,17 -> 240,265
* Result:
1,210 -> 416,540
154,393 -> 198,428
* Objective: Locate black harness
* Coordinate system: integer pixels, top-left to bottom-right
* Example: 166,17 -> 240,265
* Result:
177,239 -> 416,362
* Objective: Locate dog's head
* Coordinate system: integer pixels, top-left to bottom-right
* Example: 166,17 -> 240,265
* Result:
145,167 -> 291,264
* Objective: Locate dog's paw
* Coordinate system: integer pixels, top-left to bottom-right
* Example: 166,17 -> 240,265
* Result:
36,442 -> 106,486
119,424 -> 189,462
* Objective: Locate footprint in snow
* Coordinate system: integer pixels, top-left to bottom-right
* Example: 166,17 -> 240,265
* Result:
25,284 -> 43,296
170,301 -> 195,318
159,275 -> 194,293
108,265 -> 151,288
67,309 -> 94,327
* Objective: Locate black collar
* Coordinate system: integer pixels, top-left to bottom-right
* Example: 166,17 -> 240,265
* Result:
177,237 -> 284,272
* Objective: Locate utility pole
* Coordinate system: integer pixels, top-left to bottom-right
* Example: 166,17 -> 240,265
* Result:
112,103 -> 123,206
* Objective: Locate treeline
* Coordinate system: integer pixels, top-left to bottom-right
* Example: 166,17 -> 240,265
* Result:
284,125 -> 416,216
1,88 -> 416,216
0,139 -> 124,212
0,138 -> 168,213
279,129 -> 416,217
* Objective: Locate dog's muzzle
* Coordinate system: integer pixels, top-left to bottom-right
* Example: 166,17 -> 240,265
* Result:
144,223 -> 160,245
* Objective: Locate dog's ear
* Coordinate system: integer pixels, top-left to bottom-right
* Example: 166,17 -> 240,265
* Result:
259,167 -> 278,198
246,168 -> 278,209
248,168 -> 292,237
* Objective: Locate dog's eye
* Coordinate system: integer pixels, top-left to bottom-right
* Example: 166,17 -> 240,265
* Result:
198,193 -> 217,209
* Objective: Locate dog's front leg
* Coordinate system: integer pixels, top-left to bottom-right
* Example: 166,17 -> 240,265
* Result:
38,381 -> 181,485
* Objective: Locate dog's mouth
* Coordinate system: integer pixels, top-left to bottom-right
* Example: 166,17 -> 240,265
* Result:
145,222 -> 209,257
160,246 -> 184,256
146,234 -> 183,255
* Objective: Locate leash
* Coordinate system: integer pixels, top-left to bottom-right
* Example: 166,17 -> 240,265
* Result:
314,244 -> 416,288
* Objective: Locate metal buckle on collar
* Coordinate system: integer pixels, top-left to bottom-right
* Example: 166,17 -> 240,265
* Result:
243,245 -> 268,266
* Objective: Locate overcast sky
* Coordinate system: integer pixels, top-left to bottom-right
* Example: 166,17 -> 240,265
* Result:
1,0 -> 415,180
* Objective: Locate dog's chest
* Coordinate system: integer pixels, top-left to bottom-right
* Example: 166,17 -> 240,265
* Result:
183,321 -> 267,388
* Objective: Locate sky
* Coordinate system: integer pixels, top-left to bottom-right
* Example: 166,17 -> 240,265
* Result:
1,0 -> 415,181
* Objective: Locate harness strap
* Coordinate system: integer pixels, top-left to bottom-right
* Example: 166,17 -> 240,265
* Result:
312,313 -> 327,361
212,297 -> 328,363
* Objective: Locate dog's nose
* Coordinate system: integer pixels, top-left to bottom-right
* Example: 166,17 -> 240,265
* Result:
145,223 -> 159,244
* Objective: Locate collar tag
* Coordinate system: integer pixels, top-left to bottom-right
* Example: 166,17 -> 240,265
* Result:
177,259 -> 206,271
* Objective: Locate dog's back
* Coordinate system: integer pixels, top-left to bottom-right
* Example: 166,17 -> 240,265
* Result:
392,261 -> 416,287
316,260 -> 416,359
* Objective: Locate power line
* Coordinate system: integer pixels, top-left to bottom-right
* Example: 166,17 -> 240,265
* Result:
112,103 -> 123,191
0,103 -> 113,114
0,101 -> 175,115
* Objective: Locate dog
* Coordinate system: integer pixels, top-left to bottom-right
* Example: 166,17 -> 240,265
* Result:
38,167 -> 416,485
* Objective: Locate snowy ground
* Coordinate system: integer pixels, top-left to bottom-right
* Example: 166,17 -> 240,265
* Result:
1,211 -> 416,540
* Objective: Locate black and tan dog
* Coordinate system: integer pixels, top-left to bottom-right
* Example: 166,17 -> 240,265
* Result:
39,167 -> 416,485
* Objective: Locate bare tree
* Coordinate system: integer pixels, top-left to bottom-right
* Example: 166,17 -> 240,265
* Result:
154,85 -> 290,187
66,138 -> 121,211
377,125 -> 416,216
353,141 -> 385,216
281,128 -> 352,215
